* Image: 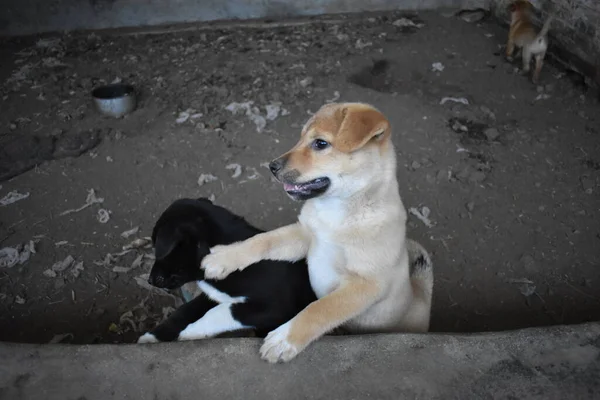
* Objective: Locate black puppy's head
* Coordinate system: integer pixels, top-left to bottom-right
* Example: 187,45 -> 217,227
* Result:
148,199 -> 213,289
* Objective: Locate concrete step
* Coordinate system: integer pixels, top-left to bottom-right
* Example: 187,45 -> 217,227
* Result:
1,322 -> 599,399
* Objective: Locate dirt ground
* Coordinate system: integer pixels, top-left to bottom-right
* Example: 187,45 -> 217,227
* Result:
0,10 -> 599,345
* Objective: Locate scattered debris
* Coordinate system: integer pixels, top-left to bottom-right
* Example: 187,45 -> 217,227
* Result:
121,227 -> 140,239
71,261 -> 84,278
198,173 -> 218,187
0,191 -> 30,206
175,108 -> 203,124
466,202 -> 475,212
355,39 -> 372,49
457,9 -> 487,23
226,163 -> 243,178
479,106 -> 496,120
134,273 -> 176,297
299,77 -> 313,87
112,266 -> 132,273
440,97 -> 469,105
225,101 -> 267,132
123,237 -> 152,251
97,209 -> 111,223
55,241 -> 69,247
48,333 -> 73,344
36,37 -> 62,48
0,248 -> 19,269
326,91 -> 341,103
94,253 -> 118,268
60,189 -> 104,216
519,282 -> 536,297
484,128 -> 500,141
535,93 -> 551,101
0,241 -> 36,268
431,62 -> 445,72
42,57 -> 67,68
131,253 -> 144,269
265,102 -> 289,120
51,255 -> 75,272
244,167 -> 261,181
392,18 -> 424,28
409,206 -> 434,228
43,269 -> 57,278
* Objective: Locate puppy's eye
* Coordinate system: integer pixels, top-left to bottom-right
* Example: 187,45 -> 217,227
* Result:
312,139 -> 329,150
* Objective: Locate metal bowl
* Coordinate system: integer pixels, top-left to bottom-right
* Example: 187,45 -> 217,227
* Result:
92,84 -> 136,118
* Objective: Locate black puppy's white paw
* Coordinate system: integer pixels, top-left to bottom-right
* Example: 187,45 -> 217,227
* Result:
138,332 -> 159,344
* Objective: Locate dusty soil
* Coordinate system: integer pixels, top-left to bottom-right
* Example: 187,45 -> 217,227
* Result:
0,11 -> 599,345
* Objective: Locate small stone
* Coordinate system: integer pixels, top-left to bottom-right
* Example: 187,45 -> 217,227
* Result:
458,212 -> 468,219
411,161 -> 421,170
436,170 -> 447,181
466,202 -> 475,212
425,174 -> 436,184
484,128 -> 500,141
480,106 -> 496,120
580,177 -> 594,194
459,10 -> 486,23
520,254 -> 538,274
299,77 -> 313,88
14,295 -> 26,305
9,123 -> 17,130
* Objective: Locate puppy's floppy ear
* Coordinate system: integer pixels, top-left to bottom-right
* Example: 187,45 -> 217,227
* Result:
154,229 -> 181,260
335,104 -> 390,152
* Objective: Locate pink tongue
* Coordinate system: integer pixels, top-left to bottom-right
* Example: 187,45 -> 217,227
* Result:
283,183 -> 297,191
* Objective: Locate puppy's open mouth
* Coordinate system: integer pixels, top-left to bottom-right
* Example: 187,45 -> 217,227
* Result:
282,177 -> 330,199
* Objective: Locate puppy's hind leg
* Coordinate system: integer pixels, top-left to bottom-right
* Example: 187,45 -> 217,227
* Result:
178,303 -> 251,341
505,38 -> 515,61
521,47 -> 532,75
532,51 -> 545,83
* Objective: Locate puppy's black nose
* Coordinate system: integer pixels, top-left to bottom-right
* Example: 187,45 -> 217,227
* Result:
269,159 -> 285,176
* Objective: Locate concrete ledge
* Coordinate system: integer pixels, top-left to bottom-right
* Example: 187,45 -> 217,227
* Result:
0,322 -> 599,399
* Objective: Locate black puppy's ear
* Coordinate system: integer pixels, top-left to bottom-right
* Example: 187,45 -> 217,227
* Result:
154,229 -> 181,260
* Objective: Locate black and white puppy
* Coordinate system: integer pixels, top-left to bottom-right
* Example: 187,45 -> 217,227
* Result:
137,198 -> 317,343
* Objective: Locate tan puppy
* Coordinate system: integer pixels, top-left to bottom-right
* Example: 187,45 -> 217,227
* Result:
506,0 -> 554,83
201,103 -> 434,363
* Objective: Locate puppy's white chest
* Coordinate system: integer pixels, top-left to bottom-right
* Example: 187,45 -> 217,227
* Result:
307,238 -> 343,298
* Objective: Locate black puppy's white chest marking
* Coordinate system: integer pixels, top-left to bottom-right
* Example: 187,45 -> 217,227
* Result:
197,281 -> 246,304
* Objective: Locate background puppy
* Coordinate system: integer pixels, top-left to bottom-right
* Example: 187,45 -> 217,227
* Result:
506,0 -> 554,83
202,103 -> 434,363
137,198 -> 316,343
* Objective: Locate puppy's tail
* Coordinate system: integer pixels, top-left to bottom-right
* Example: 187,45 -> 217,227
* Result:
407,239 -> 434,303
536,13 -> 554,40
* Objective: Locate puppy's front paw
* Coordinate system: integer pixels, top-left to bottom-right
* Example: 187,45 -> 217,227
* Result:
137,333 -> 159,344
201,245 -> 243,280
260,322 -> 301,363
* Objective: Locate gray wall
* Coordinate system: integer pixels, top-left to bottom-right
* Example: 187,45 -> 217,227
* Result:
0,0 -> 487,36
